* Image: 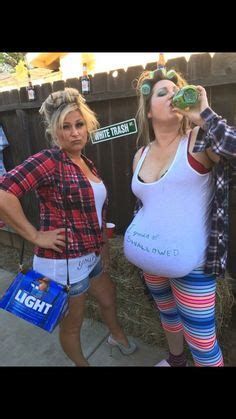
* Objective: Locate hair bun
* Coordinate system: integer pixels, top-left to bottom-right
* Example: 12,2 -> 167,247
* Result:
39,88 -> 84,120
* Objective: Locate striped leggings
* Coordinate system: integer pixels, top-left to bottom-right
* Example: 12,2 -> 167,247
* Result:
143,269 -> 224,366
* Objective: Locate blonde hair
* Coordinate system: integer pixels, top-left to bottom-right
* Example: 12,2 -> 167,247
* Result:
135,69 -> 190,147
39,88 -> 99,145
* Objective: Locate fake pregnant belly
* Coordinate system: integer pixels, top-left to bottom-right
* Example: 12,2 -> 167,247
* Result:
123,221 -> 204,278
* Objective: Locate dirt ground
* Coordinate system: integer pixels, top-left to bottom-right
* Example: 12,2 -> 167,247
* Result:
0,241 -> 235,366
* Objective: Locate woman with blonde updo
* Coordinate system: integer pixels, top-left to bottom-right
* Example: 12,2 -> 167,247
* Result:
0,88 -> 137,366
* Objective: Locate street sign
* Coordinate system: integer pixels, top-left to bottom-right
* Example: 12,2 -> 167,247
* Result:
90,118 -> 137,144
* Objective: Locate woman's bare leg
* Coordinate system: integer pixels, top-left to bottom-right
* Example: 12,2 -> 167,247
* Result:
59,293 -> 89,366
89,272 -> 130,346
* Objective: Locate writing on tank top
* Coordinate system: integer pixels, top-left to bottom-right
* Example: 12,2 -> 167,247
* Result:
124,135 -> 214,277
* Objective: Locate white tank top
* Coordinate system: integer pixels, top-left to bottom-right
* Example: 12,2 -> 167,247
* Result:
88,179 -> 107,228
124,136 -> 215,277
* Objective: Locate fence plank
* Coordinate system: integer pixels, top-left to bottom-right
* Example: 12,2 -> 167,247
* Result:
212,53 -> 236,76
65,78 -> 81,91
125,65 -> 144,91
108,69 -> 126,91
188,53 -> 212,80
9,89 -> 20,104
53,80 -> 65,92
91,72 -> 108,93
166,57 -> 188,78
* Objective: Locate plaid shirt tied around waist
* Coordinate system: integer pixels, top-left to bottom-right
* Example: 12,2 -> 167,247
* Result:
0,147 -> 108,259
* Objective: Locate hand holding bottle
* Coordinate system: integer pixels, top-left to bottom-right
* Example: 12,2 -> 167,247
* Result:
172,85 -> 210,128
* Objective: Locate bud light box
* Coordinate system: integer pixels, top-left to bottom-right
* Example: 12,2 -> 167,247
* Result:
0,269 -> 69,333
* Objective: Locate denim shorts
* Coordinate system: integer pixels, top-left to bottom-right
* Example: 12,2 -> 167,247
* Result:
69,257 -> 103,297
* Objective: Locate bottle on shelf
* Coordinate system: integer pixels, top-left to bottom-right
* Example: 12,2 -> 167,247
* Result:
157,53 -> 166,70
23,55 -> 36,101
81,63 -> 91,95
27,80 -> 36,101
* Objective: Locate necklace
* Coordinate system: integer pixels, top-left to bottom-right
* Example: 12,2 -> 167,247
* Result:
154,132 -> 180,149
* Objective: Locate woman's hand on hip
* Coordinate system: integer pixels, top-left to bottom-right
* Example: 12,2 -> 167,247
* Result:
34,228 -> 69,253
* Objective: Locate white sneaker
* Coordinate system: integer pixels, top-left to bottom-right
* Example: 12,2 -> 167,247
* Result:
155,359 -> 189,367
155,359 -> 171,367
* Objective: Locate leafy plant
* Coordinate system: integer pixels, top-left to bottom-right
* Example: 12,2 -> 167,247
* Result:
15,59 -> 28,81
0,52 -> 25,73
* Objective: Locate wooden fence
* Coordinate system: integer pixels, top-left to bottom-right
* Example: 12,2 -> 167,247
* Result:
0,52 -> 236,276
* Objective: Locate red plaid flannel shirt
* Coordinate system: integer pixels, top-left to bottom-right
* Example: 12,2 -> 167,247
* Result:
0,147 -> 108,259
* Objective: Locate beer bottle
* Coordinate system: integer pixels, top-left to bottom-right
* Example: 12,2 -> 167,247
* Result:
172,85 -> 199,109
157,53 -> 165,70
81,63 -> 91,95
27,81 -> 36,101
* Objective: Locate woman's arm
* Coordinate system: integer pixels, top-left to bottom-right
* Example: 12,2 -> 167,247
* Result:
173,85 -> 236,161
0,190 -> 66,253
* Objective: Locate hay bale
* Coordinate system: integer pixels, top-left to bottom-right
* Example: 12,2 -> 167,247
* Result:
86,236 -> 165,346
216,275 -> 235,338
